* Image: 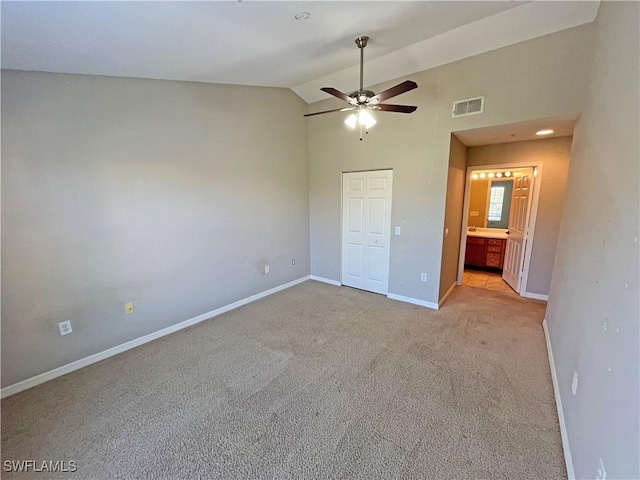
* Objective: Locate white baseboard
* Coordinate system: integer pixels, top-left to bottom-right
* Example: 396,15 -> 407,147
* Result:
1,275 -> 311,399
386,293 -> 439,310
438,282 -> 457,308
525,292 -> 549,301
542,319 -> 575,480
309,275 -> 342,287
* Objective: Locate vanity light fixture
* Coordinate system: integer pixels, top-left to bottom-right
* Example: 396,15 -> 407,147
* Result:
472,170 -> 513,180
536,129 -> 554,135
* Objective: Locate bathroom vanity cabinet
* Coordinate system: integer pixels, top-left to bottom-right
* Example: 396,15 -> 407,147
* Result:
465,236 -> 506,269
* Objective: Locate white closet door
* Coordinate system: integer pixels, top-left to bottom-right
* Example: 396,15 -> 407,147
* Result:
342,170 -> 393,294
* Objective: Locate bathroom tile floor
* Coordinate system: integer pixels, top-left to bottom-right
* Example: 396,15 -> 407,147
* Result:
463,269 -> 517,295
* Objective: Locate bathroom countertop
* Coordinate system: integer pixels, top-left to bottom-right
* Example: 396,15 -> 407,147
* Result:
466,228 -> 508,240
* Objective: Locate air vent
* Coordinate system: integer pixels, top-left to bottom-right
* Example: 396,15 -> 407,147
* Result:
452,96 -> 485,118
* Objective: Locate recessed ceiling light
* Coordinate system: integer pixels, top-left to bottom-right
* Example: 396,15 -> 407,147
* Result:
295,12 -> 310,20
536,129 -> 554,135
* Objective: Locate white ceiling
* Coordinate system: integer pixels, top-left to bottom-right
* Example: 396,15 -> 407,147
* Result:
1,1 -> 599,104
454,115 -> 578,146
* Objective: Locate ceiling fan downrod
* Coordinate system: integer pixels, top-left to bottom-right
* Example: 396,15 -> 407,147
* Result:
355,36 -> 368,93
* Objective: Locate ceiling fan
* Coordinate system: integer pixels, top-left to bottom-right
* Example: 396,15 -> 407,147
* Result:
304,36 -> 418,139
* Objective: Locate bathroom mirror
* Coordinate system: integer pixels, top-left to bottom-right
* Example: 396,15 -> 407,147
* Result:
467,177 -> 514,229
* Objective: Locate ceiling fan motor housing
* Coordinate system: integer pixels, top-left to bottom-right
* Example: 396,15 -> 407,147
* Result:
351,90 -> 376,105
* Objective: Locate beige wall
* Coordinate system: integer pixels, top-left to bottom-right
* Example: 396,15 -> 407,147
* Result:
309,24 -> 594,304
467,136 -> 572,296
467,179 -> 489,228
438,135 -> 467,300
1,71 -> 310,387
545,2 -> 639,478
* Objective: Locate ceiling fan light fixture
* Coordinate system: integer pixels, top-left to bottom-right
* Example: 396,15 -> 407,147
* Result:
344,113 -> 358,129
358,109 -> 376,128
345,108 -> 376,130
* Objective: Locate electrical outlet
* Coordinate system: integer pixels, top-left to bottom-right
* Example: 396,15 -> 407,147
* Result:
420,273 -> 427,282
58,320 -> 73,336
125,302 -> 135,315
572,371 -> 579,395
596,458 -> 606,480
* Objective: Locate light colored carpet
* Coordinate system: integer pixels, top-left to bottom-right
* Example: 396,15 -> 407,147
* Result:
1,281 -> 565,479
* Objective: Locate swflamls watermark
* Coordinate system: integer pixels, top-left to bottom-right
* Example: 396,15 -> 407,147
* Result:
3,460 -> 77,473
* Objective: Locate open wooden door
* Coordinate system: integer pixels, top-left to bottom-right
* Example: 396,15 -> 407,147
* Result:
502,169 -> 534,292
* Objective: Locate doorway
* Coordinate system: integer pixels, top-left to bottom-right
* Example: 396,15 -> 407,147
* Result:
342,170 -> 393,294
457,163 -> 542,296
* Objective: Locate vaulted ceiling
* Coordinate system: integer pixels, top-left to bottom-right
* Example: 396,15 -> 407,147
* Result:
1,1 -> 599,103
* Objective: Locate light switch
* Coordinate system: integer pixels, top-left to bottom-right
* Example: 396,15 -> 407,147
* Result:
395,226 -> 401,235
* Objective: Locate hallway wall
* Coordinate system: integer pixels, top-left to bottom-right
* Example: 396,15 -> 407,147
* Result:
545,2 -> 640,478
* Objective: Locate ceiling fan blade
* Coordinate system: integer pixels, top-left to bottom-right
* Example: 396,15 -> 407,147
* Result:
320,87 -> 355,104
370,104 -> 417,113
369,80 -> 418,103
304,107 -> 354,117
